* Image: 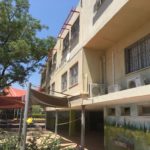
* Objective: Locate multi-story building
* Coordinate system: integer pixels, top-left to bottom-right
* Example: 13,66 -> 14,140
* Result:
41,0 -> 150,149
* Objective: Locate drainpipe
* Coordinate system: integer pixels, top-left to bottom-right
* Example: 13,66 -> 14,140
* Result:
112,50 -> 115,85
81,105 -> 85,149
18,96 -> 25,140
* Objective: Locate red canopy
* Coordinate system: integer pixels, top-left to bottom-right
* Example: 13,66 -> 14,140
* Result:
0,87 -> 26,109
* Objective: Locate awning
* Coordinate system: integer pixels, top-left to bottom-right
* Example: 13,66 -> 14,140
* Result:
30,89 -> 69,107
0,96 -> 24,109
4,87 -> 26,96
0,87 -> 25,109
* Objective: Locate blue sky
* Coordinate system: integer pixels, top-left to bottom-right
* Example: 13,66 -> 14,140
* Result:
13,0 -> 79,89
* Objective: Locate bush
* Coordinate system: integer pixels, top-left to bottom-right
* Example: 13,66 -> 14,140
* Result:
0,129 -> 19,150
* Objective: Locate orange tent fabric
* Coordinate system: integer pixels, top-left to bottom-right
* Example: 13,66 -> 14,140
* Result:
0,87 -> 25,109
4,87 -> 26,97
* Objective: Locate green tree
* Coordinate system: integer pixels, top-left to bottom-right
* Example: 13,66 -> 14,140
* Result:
0,0 -> 55,90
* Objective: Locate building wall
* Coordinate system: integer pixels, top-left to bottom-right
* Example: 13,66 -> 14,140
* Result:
50,48 -> 83,96
48,0 -> 129,96
80,0 -> 128,45
106,20 -> 150,88
81,19 -> 150,93
104,103 -> 150,150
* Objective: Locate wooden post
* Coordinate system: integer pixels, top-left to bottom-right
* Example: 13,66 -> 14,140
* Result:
55,110 -> 58,135
81,105 -> 85,149
20,83 -> 31,150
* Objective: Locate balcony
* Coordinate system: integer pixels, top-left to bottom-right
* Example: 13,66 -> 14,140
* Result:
71,84 -> 150,109
85,0 -> 150,51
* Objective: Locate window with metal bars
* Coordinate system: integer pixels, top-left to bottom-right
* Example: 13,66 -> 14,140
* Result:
51,82 -> 55,95
61,72 -> 67,92
52,52 -> 57,72
125,34 -> 150,74
70,17 -> 80,50
62,33 -> 69,63
94,0 -> 105,13
70,63 -> 78,87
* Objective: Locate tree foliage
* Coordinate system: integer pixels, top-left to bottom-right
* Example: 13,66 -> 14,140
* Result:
0,0 -> 55,90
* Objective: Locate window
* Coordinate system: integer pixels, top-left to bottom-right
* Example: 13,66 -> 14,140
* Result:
94,0 -> 105,13
139,106 -> 150,116
61,72 -> 67,92
70,63 -> 78,87
121,107 -> 130,116
107,108 -> 116,116
125,34 -> 150,74
52,53 -> 57,72
48,60 -> 52,76
62,33 -> 69,63
70,17 -> 80,50
51,82 -> 55,95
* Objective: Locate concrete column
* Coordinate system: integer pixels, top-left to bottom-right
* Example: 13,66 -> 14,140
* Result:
81,105 -> 85,149
55,110 -> 58,135
69,110 -> 76,137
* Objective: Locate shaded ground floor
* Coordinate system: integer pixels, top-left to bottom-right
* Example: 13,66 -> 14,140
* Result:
59,131 -> 104,150
46,110 -> 104,150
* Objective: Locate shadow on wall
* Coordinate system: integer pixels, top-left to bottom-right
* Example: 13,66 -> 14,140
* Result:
93,0 -> 113,24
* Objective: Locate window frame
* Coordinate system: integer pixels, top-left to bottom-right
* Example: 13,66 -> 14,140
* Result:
121,107 -> 131,116
107,108 -> 116,116
51,82 -> 55,95
52,52 -> 57,72
61,72 -> 68,92
94,0 -> 105,13
125,34 -> 150,74
69,62 -> 79,88
62,33 -> 70,61
139,105 -> 150,116
70,17 -> 80,50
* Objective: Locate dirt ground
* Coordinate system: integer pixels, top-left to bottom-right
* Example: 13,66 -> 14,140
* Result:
27,129 -> 104,150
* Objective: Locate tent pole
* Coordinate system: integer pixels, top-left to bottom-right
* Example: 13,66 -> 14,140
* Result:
81,105 -> 85,150
69,109 -> 72,137
45,111 -> 47,130
20,83 -> 31,150
55,110 -> 58,135
18,96 -> 25,141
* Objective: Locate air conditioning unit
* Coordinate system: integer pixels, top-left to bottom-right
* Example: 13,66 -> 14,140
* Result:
89,83 -> 105,97
108,84 -> 121,93
127,75 -> 144,89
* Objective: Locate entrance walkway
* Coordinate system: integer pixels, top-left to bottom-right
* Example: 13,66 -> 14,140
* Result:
59,131 -> 104,150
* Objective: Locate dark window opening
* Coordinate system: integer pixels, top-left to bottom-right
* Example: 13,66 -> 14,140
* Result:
94,0 -> 105,13
107,108 -> 116,116
139,106 -> 150,116
62,33 -> 69,64
61,72 -> 67,92
52,53 -> 57,72
125,34 -> 150,74
121,107 -> 131,116
70,17 -> 80,50
70,63 -> 78,87
51,82 -> 55,95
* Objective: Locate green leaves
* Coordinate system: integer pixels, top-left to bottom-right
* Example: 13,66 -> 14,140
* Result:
0,0 -> 56,90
